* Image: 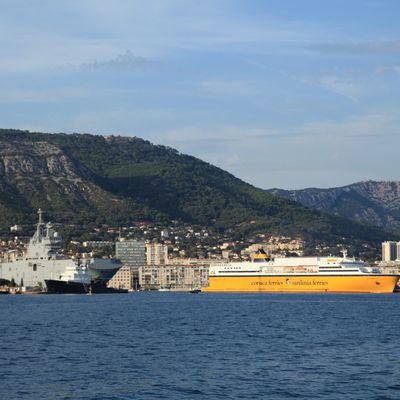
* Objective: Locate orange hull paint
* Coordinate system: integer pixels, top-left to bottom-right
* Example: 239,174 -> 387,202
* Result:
203,275 -> 400,293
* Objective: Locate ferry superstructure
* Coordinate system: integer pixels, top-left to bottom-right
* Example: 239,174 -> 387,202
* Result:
203,252 -> 400,293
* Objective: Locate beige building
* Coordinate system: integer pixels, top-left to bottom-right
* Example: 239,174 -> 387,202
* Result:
139,258 -> 216,290
146,243 -> 168,265
107,266 -> 137,290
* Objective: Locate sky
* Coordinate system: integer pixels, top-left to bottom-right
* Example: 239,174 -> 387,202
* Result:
0,0 -> 399,189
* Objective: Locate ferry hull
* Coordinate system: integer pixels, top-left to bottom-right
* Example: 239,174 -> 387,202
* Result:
203,275 -> 400,293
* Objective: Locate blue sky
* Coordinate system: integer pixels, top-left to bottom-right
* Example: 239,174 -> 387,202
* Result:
1,0 -> 399,189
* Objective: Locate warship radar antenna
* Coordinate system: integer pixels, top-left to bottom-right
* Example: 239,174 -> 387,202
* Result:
37,208 -> 44,225
35,208 -> 45,240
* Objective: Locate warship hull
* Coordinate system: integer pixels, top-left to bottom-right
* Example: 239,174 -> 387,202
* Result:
45,279 -> 89,294
45,279 -> 128,294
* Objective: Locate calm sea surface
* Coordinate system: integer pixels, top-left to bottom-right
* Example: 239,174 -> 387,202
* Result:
1,293 -> 400,400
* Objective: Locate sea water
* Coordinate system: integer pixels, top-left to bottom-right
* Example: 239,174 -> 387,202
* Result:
1,293 -> 399,400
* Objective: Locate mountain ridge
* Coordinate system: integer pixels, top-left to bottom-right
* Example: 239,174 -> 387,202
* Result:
0,129 -> 397,259
268,180 -> 400,230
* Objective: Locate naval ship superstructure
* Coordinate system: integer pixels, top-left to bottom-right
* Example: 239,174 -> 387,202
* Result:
0,209 -> 122,290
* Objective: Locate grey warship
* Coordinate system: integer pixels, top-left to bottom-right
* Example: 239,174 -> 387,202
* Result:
0,209 -> 124,292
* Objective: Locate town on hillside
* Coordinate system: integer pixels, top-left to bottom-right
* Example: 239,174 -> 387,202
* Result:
1,220 -> 399,292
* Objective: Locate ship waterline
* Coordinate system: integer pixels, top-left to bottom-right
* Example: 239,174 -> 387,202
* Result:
203,275 -> 400,293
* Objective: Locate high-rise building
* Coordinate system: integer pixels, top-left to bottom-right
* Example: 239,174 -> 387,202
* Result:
382,241 -> 398,262
116,240 -> 146,271
115,240 -> 146,290
146,243 -> 168,265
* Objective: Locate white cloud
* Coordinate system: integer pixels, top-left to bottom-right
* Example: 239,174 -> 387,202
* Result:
85,50 -> 153,70
293,114 -> 398,139
1,1 -> 399,189
71,108 -> 175,133
151,125 -> 280,146
297,74 -> 368,101
0,87 -> 159,104
376,65 -> 400,75
200,80 -> 257,96
207,153 -> 241,168
0,88 -> 100,103
307,40 -> 400,55
0,1 -> 319,75
317,76 -> 368,101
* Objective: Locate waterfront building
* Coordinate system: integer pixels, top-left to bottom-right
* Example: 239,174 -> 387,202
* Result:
139,263 -> 209,290
115,239 -> 146,290
378,262 -> 400,275
382,241 -> 398,262
146,243 -> 168,265
139,258 -> 218,290
107,266 -> 136,290
116,240 -> 146,271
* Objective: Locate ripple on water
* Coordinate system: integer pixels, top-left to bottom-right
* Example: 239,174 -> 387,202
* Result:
1,293 -> 400,400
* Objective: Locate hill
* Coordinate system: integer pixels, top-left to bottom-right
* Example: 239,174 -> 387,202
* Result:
0,129 -> 397,258
269,181 -> 400,231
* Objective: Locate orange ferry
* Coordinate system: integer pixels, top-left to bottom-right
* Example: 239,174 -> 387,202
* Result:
203,251 -> 399,293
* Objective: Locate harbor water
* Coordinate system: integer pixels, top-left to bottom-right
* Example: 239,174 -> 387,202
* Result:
1,292 -> 400,400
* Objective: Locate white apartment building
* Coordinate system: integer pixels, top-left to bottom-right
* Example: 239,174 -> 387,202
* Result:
139,264 -> 208,290
146,243 -> 168,265
382,241 -> 399,262
139,258 -> 220,290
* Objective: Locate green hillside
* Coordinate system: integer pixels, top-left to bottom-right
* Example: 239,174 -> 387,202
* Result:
0,129 -> 397,257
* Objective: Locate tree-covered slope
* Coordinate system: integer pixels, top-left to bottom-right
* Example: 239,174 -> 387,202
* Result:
0,129 -> 397,252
